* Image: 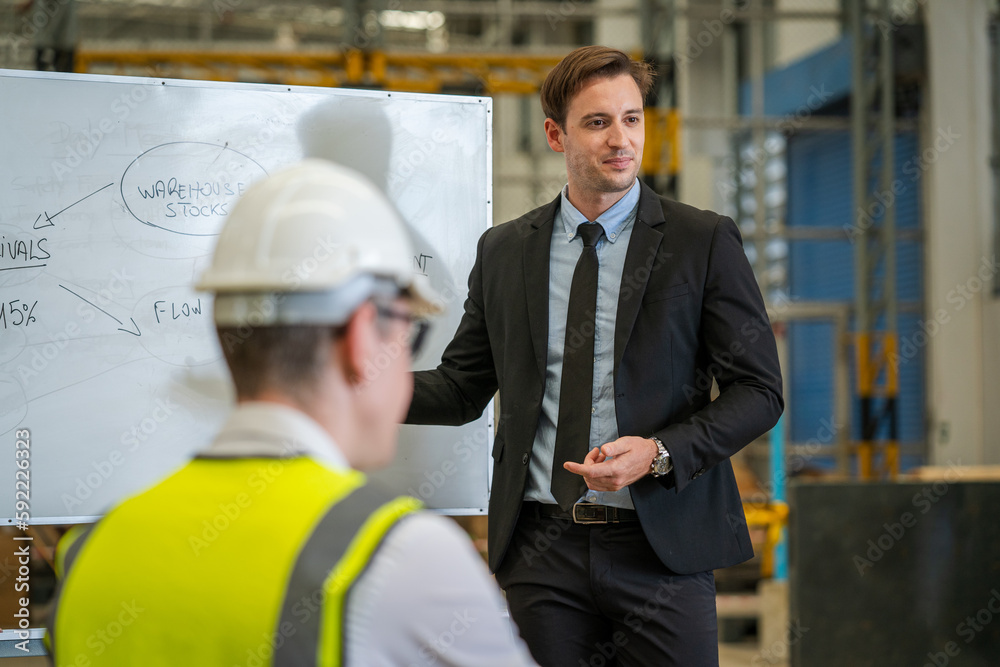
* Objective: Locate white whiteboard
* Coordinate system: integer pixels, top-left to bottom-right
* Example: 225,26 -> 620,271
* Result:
0,69 -> 493,521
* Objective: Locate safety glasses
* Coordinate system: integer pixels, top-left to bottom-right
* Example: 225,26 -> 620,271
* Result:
375,306 -> 431,356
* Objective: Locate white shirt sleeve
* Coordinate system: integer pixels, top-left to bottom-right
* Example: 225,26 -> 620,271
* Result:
345,512 -> 538,667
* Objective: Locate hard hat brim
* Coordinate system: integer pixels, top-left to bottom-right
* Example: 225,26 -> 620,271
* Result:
405,274 -> 445,318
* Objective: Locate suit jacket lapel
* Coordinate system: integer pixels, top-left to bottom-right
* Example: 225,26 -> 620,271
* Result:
520,183 -> 664,382
523,198 -> 559,380
614,182 -> 666,373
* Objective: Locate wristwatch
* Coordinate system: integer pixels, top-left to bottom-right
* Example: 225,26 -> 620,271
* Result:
649,436 -> 672,477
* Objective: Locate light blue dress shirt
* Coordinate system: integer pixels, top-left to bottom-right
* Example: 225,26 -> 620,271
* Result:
523,179 -> 641,509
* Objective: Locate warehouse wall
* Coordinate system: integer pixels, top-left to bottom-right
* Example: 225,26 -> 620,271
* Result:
595,0 -> 640,50
676,0 -> 735,213
774,0 -> 840,69
924,0 -> 998,465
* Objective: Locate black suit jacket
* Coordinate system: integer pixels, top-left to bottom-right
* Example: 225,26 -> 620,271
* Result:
407,181 -> 783,575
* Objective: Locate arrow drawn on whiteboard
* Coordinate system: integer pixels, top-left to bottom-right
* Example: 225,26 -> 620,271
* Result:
34,182 -> 115,229
58,284 -> 142,336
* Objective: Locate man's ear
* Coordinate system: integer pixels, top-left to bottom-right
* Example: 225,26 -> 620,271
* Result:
339,302 -> 377,386
544,118 -> 566,153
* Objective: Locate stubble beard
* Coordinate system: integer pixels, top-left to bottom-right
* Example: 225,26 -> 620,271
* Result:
569,151 -> 639,197
589,161 -> 638,194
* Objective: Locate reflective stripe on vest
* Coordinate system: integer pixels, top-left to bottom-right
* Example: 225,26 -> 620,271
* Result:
273,483 -> 420,666
45,523 -> 96,658
48,458 -> 421,666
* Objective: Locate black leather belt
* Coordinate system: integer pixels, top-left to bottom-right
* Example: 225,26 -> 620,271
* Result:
524,501 -> 640,524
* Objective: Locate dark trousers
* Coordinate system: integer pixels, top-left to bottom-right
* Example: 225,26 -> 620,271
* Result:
495,506 -> 719,667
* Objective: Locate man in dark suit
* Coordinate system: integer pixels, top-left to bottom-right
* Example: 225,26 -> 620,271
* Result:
406,45 -> 783,666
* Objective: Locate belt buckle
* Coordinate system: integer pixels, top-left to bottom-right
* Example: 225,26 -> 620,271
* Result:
572,502 -> 609,524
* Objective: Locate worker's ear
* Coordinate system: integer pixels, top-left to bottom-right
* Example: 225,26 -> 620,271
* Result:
544,118 -> 566,153
338,302 -> 378,386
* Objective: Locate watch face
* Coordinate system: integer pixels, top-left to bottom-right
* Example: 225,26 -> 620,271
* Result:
653,455 -> 670,475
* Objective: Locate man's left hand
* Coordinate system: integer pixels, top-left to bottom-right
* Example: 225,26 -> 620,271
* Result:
562,436 -> 658,492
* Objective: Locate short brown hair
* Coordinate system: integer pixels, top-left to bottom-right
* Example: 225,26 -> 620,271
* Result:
540,46 -> 655,128
215,302 -> 398,403
217,325 -> 335,404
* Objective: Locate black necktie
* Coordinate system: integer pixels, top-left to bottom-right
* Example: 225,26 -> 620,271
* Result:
551,222 -> 604,510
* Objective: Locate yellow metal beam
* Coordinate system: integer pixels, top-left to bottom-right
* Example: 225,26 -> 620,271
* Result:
370,51 -> 564,93
76,49 -> 358,87
641,107 -> 681,177
75,48 -> 681,175
76,49 -> 564,93
742,501 -> 788,579
854,331 -> 900,480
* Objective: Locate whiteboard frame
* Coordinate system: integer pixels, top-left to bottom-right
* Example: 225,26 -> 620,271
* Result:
0,68 -> 496,523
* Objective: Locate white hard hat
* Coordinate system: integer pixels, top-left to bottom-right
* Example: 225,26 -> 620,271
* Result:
196,159 -> 442,326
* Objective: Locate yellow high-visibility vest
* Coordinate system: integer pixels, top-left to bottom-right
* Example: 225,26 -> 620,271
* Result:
47,456 -> 421,666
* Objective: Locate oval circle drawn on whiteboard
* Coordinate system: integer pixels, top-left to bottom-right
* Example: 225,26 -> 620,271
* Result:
120,142 -> 268,237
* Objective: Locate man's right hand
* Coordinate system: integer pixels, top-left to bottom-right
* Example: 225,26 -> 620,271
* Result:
562,436 -> 659,492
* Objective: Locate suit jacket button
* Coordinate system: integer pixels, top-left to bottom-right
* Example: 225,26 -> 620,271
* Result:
692,468 -> 705,479
521,453 -> 529,465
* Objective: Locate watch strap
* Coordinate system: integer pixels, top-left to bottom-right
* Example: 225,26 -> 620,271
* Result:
649,436 -> 671,477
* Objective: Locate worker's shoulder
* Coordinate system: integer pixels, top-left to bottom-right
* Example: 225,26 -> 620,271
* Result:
483,198 -> 559,246
359,510 -> 486,583
654,194 -> 732,238
389,510 -> 475,547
